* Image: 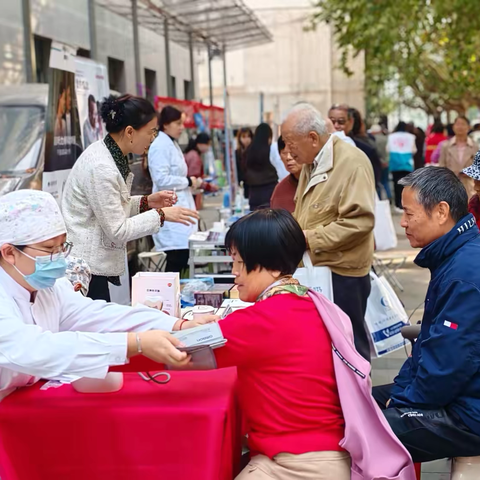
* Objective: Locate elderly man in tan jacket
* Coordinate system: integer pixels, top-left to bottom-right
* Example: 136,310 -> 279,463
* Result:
282,103 -> 376,361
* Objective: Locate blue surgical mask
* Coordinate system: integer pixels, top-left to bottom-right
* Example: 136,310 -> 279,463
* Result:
14,249 -> 68,290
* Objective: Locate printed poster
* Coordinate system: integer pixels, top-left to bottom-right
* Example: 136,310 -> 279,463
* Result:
75,57 -> 110,150
43,42 -> 83,204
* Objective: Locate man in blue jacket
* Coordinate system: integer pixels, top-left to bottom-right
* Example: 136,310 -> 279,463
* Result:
373,167 -> 480,463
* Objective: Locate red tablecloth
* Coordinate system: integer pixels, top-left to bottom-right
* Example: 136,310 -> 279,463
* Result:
0,365 -> 241,480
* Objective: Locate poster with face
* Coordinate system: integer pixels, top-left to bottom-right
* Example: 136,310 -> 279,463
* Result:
75,57 -> 110,150
43,42 -> 83,203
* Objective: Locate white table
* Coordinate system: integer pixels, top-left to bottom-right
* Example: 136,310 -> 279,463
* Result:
188,239 -> 233,278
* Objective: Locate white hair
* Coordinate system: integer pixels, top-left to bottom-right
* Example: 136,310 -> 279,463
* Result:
284,103 -> 328,136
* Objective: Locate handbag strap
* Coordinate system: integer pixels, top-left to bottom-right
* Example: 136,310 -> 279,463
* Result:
303,252 -> 314,270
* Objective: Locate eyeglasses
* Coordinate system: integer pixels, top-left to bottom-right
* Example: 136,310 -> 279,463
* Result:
16,242 -> 73,261
329,118 -> 347,126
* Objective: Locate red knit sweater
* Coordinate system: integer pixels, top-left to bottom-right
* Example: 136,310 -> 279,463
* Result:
215,294 -> 345,459
469,195 -> 480,229
270,175 -> 298,213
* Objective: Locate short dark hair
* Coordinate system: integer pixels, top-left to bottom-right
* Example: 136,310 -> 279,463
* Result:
431,122 -> 445,134
88,94 -> 96,105
184,133 -> 211,154
395,121 -> 407,133
329,103 -> 349,115
100,94 -> 156,133
225,209 -> 306,276
158,106 -> 183,132
454,115 -> 470,126
399,167 -> 469,222
277,135 -> 285,152
349,108 -> 362,136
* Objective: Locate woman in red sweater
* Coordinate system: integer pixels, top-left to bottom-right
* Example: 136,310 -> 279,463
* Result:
270,135 -> 301,212
215,209 -> 349,480
425,122 -> 447,164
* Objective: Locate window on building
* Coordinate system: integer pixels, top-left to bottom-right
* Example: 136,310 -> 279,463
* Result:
184,80 -> 192,100
171,76 -> 176,99
145,68 -> 157,103
108,57 -> 126,94
33,35 -> 51,84
77,48 -> 91,59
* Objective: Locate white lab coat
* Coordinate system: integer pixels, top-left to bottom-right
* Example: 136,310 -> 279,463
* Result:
332,131 -> 357,147
148,131 -> 197,251
0,266 -> 176,401
270,143 -> 289,181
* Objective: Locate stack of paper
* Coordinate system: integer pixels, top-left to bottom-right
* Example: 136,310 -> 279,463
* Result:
171,323 -> 227,354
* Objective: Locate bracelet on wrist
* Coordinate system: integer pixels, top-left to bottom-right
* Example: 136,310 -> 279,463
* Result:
179,319 -> 188,330
140,195 -> 151,213
156,208 -> 165,227
135,333 -> 143,354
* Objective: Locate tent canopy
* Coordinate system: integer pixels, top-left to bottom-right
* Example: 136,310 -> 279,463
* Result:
96,0 -> 273,50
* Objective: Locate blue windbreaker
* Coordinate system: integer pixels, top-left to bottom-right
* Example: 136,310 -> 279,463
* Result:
390,214 -> 480,434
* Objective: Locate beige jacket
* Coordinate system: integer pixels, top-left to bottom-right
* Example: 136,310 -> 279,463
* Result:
439,137 -> 477,176
294,136 -> 375,277
439,136 -> 477,199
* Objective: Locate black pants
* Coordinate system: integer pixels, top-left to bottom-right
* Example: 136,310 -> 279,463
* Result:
332,272 -> 371,363
87,275 -> 111,302
373,384 -> 480,463
391,170 -> 410,209
166,249 -> 189,274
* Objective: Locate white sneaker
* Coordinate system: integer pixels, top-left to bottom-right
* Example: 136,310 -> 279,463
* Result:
393,207 -> 404,215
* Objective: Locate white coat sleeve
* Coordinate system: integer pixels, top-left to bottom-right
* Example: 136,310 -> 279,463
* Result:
0,292 -> 127,381
149,140 -> 190,191
56,279 -> 177,333
87,164 -> 160,244
129,195 -> 142,217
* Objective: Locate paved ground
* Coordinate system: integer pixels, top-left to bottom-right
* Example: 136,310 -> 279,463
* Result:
199,198 -> 451,477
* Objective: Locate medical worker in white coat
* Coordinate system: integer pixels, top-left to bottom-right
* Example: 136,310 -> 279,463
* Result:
0,190 -> 213,400
148,106 -> 201,273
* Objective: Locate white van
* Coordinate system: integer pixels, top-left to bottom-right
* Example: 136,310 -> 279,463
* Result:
0,84 -> 48,195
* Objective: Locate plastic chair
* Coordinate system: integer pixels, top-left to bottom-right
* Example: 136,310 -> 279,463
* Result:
373,253 -> 407,291
451,456 -> 480,479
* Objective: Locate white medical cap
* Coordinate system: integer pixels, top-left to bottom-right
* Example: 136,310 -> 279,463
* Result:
0,190 -> 66,247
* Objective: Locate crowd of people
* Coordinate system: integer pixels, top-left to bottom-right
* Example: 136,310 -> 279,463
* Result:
3,92 -> 480,479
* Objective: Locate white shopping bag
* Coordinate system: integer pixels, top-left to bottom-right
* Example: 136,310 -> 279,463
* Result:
293,253 -> 333,301
374,196 -> 398,251
365,271 -> 409,357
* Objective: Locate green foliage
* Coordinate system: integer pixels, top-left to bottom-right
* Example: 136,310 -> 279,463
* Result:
311,0 -> 480,117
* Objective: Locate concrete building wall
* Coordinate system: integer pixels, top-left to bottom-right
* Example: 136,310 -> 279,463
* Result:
197,0 -> 365,127
0,0 -> 194,99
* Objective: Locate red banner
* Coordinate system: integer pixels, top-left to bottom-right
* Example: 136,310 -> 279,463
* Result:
154,97 -> 224,130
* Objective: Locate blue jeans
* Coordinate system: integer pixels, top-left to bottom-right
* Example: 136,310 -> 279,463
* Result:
380,167 -> 392,200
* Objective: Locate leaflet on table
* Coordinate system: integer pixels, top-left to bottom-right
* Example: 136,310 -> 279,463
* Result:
220,299 -> 253,318
132,272 -> 180,317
